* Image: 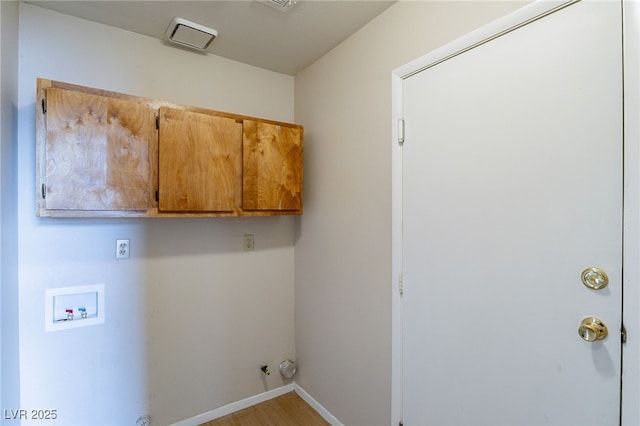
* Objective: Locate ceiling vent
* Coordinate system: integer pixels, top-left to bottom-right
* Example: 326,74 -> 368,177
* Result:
165,17 -> 218,51
259,0 -> 297,13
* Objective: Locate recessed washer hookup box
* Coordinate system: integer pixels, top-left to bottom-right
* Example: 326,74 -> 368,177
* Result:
45,284 -> 105,332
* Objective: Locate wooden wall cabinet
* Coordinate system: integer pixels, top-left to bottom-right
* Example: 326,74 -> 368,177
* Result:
36,79 -> 303,217
158,107 -> 242,213
39,87 -> 156,213
243,120 -> 303,212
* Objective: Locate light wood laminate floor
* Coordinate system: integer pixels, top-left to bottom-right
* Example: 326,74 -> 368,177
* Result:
200,391 -> 330,426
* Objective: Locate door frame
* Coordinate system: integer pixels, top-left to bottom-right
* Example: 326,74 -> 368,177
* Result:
390,1 -> 640,424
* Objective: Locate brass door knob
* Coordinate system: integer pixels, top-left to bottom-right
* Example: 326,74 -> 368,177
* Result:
581,267 -> 609,290
578,317 -> 608,342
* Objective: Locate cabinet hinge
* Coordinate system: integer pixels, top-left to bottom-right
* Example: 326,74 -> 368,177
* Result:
399,273 -> 404,297
398,118 -> 405,145
156,116 -> 160,129
41,98 -> 47,115
155,189 -> 159,202
41,183 -> 46,199
622,323 -> 627,344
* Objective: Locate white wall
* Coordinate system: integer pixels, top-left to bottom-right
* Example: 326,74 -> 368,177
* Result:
15,4 -> 295,425
294,2 -> 528,424
1,0 -> 20,418
12,2 -> 637,425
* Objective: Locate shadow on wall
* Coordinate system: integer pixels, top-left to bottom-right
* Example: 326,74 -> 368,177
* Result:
2,95 -> 21,422
141,216 -> 297,424
143,216 -> 295,258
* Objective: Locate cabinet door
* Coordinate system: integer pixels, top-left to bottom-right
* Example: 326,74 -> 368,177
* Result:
243,120 -> 303,212
43,88 -> 155,211
158,107 -> 242,212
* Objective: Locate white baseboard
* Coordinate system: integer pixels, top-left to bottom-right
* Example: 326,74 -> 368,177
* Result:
169,382 -> 343,426
170,383 -> 294,426
293,383 -> 344,426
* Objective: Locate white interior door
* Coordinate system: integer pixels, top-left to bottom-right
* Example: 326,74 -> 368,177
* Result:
401,1 -> 623,425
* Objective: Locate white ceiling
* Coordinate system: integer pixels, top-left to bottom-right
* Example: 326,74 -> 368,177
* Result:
27,0 -> 397,75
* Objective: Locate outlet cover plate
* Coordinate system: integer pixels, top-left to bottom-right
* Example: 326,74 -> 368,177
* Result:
244,235 -> 254,251
116,239 -> 130,259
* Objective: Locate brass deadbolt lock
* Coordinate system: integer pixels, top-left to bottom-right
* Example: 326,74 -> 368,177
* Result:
581,267 -> 609,290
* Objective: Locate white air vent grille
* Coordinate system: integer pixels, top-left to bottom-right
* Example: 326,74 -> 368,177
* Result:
166,17 -> 218,51
259,0 -> 297,13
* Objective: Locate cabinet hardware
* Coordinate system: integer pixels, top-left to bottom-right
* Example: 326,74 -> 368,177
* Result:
42,98 -> 47,114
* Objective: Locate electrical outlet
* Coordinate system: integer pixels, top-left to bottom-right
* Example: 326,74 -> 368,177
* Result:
116,239 -> 130,259
243,234 -> 254,251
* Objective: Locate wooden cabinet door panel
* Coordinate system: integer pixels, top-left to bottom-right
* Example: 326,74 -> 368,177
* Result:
44,88 -> 154,210
243,120 -> 303,211
158,107 -> 242,212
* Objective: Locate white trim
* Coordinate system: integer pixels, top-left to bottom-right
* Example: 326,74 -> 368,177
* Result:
391,0 -> 637,424
622,1 -> 640,424
293,383 -> 344,426
169,384 -> 294,426
390,70 -> 403,426
168,383 -> 344,426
